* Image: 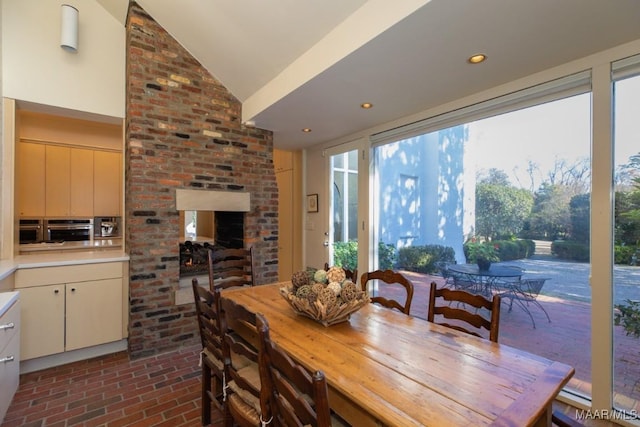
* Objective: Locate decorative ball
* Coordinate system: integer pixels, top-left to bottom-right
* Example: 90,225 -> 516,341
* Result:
326,266 -> 346,284
340,281 -> 358,302
291,270 -> 309,290
296,284 -> 313,299
313,269 -> 328,284
327,281 -> 342,296
311,282 -> 325,295
317,287 -> 337,308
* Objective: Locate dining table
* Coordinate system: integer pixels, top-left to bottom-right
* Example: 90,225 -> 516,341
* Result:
222,282 -> 574,427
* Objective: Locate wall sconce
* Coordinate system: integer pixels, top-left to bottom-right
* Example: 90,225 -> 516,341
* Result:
60,4 -> 79,52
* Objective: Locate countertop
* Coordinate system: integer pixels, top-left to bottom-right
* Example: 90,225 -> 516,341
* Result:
19,238 -> 123,253
0,291 -> 19,317
0,250 -> 129,281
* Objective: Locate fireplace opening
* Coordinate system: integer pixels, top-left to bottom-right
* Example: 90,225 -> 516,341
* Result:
179,211 -> 245,278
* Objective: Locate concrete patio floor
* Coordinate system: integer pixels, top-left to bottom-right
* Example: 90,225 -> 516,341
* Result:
377,266 -> 640,414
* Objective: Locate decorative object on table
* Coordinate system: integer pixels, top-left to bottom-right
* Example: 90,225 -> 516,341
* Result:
306,193 -> 319,213
464,239 -> 500,270
280,266 -> 369,326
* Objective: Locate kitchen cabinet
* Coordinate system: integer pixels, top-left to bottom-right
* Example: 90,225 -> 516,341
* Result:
17,142 -> 45,217
45,146 -> 94,217
15,262 -> 124,360
93,151 -> 122,216
0,292 -> 20,423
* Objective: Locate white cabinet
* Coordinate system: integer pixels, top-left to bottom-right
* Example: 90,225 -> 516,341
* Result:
15,263 -> 124,361
0,292 -> 20,423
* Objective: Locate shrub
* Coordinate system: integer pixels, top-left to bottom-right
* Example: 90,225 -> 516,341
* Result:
397,245 -> 456,273
615,299 -> 640,338
332,241 -> 397,271
551,240 -> 590,261
614,245 -> 637,265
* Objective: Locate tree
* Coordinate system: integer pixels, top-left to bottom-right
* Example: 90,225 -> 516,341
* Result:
527,183 -> 572,240
570,193 -> 590,243
475,182 -> 533,240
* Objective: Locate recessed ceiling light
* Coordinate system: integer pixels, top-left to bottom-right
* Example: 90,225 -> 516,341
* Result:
468,54 -> 487,64
302,128 -> 312,133
361,102 -> 373,109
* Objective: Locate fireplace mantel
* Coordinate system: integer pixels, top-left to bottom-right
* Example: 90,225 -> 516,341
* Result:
176,189 -> 250,212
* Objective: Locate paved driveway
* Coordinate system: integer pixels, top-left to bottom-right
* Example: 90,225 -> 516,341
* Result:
497,255 -> 640,305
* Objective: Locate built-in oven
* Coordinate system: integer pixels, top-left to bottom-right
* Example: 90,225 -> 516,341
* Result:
45,218 -> 93,242
19,218 -> 44,244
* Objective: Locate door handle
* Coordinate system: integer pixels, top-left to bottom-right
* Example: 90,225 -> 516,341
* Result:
323,241 -> 329,247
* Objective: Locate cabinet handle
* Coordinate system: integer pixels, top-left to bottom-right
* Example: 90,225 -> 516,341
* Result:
71,288 -> 76,292
0,322 -> 15,331
0,355 -> 14,363
54,289 -> 59,294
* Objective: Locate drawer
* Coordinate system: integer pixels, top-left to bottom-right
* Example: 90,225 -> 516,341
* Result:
0,300 -> 19,352
15,262 -> 122,288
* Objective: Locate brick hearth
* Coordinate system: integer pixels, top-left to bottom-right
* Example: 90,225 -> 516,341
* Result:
125,3 -> 279,358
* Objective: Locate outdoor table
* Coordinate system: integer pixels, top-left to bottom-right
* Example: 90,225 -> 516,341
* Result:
448,263 -> 523,296
222,282 -> 574,427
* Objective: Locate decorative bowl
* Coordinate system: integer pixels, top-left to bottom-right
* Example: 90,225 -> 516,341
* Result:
280,267 -> 369,327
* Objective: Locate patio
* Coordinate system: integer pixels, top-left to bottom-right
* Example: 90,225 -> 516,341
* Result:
394,261 -> 640,414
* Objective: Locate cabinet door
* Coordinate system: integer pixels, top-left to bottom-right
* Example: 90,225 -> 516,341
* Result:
65,278 -> 123,351
17,142 -> 46,217
45,145 -> 71,217
70,148 -> 94,217
19,285 -> 65,360
276,169 -> 294,281
93,151 -> 122,216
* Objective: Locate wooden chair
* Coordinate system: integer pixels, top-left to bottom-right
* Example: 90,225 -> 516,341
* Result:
191,278 -> 226,425
256,313 -> 334,427
324,262 -> 358,282
208,247 -> 255,291
427,281 -> 501,342
220,296 -> 269,427
360,269 -> 414,315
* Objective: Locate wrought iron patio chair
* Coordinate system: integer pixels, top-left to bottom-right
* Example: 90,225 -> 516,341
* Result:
501,277 -> 551,329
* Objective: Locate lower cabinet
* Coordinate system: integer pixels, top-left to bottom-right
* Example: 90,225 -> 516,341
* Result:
15,262 -> 125,361
0,295 -> 20,423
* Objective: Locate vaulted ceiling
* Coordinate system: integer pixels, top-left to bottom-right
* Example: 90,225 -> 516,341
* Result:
99,0 -> 640,150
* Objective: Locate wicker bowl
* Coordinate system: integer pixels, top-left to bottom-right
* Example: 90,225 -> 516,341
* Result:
280,267 -> 369,327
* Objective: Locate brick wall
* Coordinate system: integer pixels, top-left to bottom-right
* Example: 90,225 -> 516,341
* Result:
126,3 -> 279,358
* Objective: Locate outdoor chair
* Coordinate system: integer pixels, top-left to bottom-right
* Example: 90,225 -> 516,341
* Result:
434,262 -> 456,288
427,281 -> 501,342
501,277 -> 551,329
360,269 -> 414,315
208,247 -> 255,291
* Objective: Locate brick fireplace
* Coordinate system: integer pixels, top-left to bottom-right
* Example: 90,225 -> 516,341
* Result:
125,3 -> 279,358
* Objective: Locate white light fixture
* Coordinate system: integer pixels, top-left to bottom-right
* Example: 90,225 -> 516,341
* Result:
60,4 -> 79,53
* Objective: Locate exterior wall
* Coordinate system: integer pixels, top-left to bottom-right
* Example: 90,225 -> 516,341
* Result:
126,3 -> 278,357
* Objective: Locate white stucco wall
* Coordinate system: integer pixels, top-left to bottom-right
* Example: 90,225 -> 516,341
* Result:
1,0 -> 125,119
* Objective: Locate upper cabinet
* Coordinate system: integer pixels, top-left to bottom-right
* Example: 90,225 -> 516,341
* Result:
16,111 -> 123,219
16,142 -> 46,217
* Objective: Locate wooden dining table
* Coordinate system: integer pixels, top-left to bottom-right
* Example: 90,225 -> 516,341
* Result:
223,282 -> 574,427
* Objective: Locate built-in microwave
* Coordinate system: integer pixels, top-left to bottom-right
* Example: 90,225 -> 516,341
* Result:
19,218 -> 44,244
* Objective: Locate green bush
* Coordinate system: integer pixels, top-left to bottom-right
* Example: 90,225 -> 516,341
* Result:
615,299 -> 640,338
614,245 -> 637,265
332,241 -> 397,271
397,245 -> 456,273
551,240 -> 590,261
464,239 -> 535,262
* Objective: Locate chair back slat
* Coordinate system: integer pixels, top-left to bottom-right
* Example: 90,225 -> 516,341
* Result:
209,247 -> 255,290
360,269 -> 415,315
428,281 -> 501,342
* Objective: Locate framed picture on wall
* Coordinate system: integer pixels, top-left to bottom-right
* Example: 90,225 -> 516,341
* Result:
307,194 -> 319,213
